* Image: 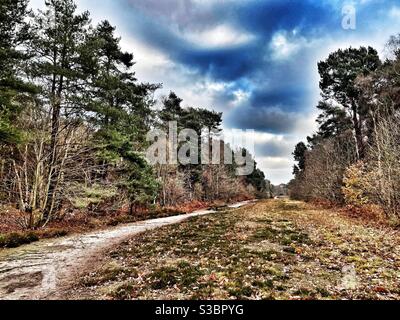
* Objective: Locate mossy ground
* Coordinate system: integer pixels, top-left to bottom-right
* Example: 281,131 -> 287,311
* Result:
67,200 -> 400,300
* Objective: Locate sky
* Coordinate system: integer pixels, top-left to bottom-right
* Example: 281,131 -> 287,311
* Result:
30,0 -> 400,184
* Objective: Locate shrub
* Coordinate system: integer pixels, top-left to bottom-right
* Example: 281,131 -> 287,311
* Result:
67,183 -> 118,210
362,115 -> 400,219
0,232 -> 39,248
342,162 -> 370,207
293,133 -> 357,203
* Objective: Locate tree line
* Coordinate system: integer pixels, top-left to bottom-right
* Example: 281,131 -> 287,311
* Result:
0,0 -> 269,229
289,36 -> 400,221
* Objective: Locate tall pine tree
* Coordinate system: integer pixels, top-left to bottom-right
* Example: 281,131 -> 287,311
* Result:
30,0 -> 91,218
317,47 -> 381,159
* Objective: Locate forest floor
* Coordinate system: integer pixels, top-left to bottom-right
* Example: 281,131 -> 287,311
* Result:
65,200 -> 400,300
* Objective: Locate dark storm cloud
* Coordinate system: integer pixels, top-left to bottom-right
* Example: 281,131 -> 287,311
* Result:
233,0 -> 337,36
249,87 -> 311,112
176,44 -> 261,81
225,106 -> 301,134
255,140 -> 293,158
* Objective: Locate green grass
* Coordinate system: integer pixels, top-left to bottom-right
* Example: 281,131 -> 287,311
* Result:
149,262 -> 203,290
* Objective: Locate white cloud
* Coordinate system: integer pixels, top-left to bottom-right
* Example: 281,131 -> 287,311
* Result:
231,89 -> 249,105
183,24 -> 255,49
257,157 -> 294,184
29,0 -> 45,9
389,6 -> 400,18
120,36 -> 173,83
269,31 -> 305,61
259,157 -> 292,170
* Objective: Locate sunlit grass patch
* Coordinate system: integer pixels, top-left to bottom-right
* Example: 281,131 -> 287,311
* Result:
81,262 -> 139,287
149,261 -> 203,290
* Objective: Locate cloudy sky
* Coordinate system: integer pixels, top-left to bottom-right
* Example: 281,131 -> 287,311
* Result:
30,0 -> 400,184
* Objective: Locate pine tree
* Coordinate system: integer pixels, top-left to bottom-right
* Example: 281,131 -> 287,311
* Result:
30,0 -> 91,218
122,152 -> 159,215
83,20 -> 161,208
317,47 -> 381,159
0,0 -> 33,145
85,20 -> 160,161
246,167 -> 267,194
315,101 -> 353,139
292,142 -> 308,175
159,92 -> 184,125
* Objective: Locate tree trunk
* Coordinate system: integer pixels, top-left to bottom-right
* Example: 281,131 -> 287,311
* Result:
44,44 -> 66,221
351,100 -> 364,160
44,99 -> 61,220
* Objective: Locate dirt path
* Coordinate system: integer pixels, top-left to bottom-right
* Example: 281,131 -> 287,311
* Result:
0,201 -> 253,300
